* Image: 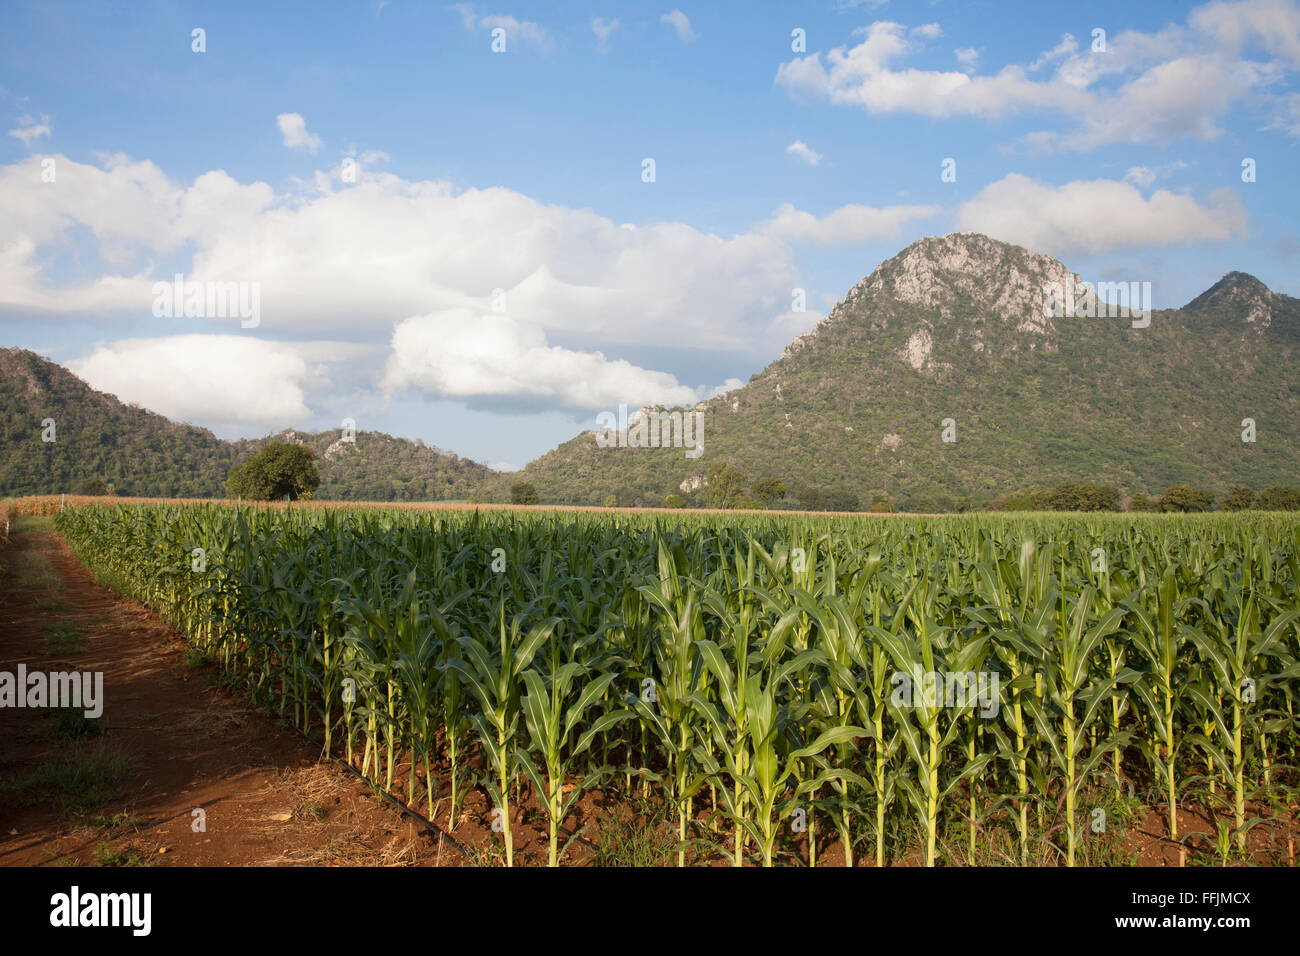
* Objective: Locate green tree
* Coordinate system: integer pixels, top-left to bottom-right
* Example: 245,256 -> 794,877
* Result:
1258,485 -> 1300,510
1041,481 -> 1119,511
602,493 -> 619,508
867,500 -> 893,513
227,442 -> 320,501
1156,484 -> 1214,513
703,461 -> 747,509
1128,491 -> 1150,513
1220,485 -> 1256,511
751,477 -> 787,508
510,482 -> 540,505
76,477 -> 111,496
661,493 -> 687,508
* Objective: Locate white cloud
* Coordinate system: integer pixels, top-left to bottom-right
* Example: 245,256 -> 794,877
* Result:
7,115 -> 50,146
0,152 -> 943,411
1123,160 -> 1190,186
0,153 -> 801,360
1124,166 -> 1158,187
1266,90 -> 1300,134
775,1 -> 1300,152
763,201 -> 942,244
1190,0 -> 1300,66
785,140 -> 823,165
591,17 -> 620,50
661,9 -> 695,43
955,173 -> 1248,255
383,309 -> 705,410
67,336 -> 319,427
776,21 -> 1087,119
276,113 -> 322,153
453,7 -> 554,53
1028,34 -> 1078,71
954,47 -> 979,72
480,15 -> 554,53
911,23 -> 942,39
450,3 -> 478,30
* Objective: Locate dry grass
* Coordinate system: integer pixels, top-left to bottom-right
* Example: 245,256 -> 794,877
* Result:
253,762 -> 433,866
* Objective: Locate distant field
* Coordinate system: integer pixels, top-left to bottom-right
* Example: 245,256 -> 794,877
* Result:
4,493 -> 944,518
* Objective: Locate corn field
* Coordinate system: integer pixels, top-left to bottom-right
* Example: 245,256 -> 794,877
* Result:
52,503 -> 1300,866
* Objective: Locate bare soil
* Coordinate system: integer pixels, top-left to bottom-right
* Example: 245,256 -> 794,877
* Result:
0,529 -> 456,867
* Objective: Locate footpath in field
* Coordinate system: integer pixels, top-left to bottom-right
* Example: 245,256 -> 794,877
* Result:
0,525 -> 456,867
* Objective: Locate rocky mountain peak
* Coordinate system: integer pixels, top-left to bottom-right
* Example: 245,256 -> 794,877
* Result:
1185,271 -> 1275,325
836,233 -> 1082,337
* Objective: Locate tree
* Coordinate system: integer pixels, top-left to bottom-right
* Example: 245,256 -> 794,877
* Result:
1156,484 -> 1214,513
602,494 -> 619,508
227,442 -> 319,501
1042,481 -> 1119,511
867,500 -> 893,513
76,477 -> 111,496
510,482 -> 539,505
1128,491 -> 1150,513
1220,485 -> 1256,511
661,493 -> 687,508
703,462 -> 747,509
751,477 -> 787,508
1258,485 -> 1300,510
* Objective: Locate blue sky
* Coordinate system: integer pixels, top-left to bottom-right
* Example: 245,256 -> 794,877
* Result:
2,0 -> 1297,469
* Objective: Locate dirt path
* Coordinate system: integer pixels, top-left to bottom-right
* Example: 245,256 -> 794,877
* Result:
0,528 -> 458,866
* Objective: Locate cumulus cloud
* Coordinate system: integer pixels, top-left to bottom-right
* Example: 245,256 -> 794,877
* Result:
776,21 -> 1086,119
0,152 -> 803,357
1123,160 -> 1190,186
67,336 -> 320,427
7,115 -> 51,146
0,149 -> 946,411
383,309 -> 705,410
955,47 -> 979,72
776,0 -> 1300,151
1190,0 -> 1300,65
591,17 -> 620,50
785,140 -> 823,165
1028,34 -> 1079,71
453,6 -> 554,52
277,113 -> 322,153
763,201 -> 942,244
1266,90 -> 1300,134
955,173 -> 1247,255
661,9 -> 695,43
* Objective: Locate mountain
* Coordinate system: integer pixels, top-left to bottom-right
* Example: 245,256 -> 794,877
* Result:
0,348 -> 496,499
496,233 -> 1300,510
